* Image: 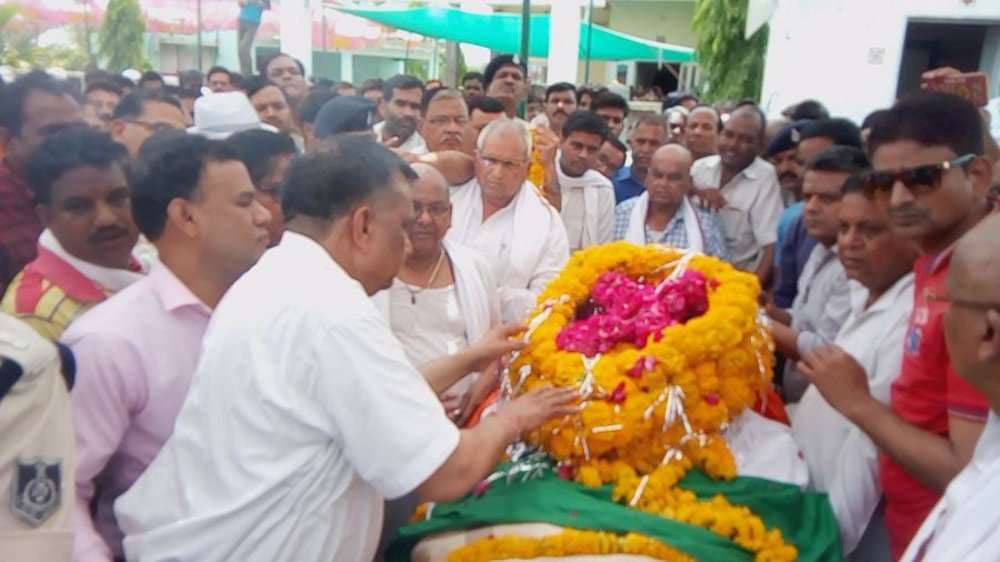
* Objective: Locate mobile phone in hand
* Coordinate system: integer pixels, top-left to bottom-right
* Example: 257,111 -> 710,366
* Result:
922,71 -> 990,107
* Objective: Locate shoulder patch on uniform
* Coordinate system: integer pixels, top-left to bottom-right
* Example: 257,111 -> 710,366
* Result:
11,458 -> 62,526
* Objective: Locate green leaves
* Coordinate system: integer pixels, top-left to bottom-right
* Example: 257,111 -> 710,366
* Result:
98,0 -> 147,72
692,0 -> 769,103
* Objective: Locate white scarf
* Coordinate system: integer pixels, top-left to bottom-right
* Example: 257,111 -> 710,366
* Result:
624,192 -> 704,252
449,179 -> 556,291
39,229 -> 148,293
555,157 -> 609,248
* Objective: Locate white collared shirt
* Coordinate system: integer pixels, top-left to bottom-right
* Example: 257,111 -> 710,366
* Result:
114,232 -> 460,562
373,121 -> 428,155
792,273 -> 914,554
690,155 -> 784,270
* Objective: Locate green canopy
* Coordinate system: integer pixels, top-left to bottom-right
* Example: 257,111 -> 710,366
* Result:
337,6 -> 696,62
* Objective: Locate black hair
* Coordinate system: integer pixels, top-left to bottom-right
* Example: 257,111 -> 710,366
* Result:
605,136 -> 628,154
112,89 -> 183,120
179,69 -> 204,90
26,126 -> 128,204
633,114 -> 667,133
261,53 -> 306,77
860,109 -> 890,131
577,84 -> 607,100
206,66 -> 232,82
728,103 -> 767,142
462,71 -> 484,84
689,103 -> 723,132
0,70 -> 75,135
483,54 -> 526,87
590,92 -> 630,117
562,110 -> 608,140
313,78 -> 335,89
867,90 -> 984,158
467,95 -> 505,115
336,81 -> 355,91
85,81 -> 123,97
526,95 -> 542,106
360,78 -> 384,94
226,129 -> 297,187
242,76 -> 285,101
175,87 -> 201,101
800,118 -> 863,149
299,88 -> 338,124
229,72 -> 245,88
111,75 -> 135,91
805,145 -> 870,175
840,173 -> 870,198
790,99 -> 829,121
545,82 -> 577,102
382,74 -> 424,102
282,136 -> 417,221
139,71 -> 164,85
130,131 -> 242,240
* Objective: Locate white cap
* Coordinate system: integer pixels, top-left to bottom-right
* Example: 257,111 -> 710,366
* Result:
122,68 -> 142,82
186,91 -> 278,140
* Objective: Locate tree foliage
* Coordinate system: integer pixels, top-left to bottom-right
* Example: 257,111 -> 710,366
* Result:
98,0 -> 147,72
692,0 -> 769,103
0,5 -> 90,70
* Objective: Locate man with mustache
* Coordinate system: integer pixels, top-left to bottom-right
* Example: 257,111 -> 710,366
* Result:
376,74 -> 427,154
420,88 -> 468,153
244,77 -> 297,141
590,91 -> 629,139
800,91 -> 993,560
613,114 -> 666,204
535,82 -> 577,136
1,127 -> 147,341
793,173 -> 919,561
66,131 -> 272,562
685,105 -> 721,162
483,55 -> 528,120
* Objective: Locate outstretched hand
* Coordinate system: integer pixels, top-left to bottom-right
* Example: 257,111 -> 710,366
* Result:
798,345 -> 872,420
465,323 -> 527,375
499,386 -> 580,436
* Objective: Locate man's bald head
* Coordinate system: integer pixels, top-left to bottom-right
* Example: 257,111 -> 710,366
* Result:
652,143 -> 693,170
410,162 -> 449,198
945,212 -> 1000,404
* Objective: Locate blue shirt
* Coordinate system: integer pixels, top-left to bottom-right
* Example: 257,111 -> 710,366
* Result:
612,166 -> 645,204
239,3 -> 265,23
613,198 -> 731,261
774,201 -> 804,264
773,213 -> 819,308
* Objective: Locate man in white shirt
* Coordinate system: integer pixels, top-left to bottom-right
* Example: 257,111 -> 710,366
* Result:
769,146 -> 869,402
793,178 -> 919,560
446,119 -> 571,323
538,110 -> 615,251
532,82 -> 577,136
898,212 -> 1000,561
692,103 -> 784,282
483,54 -> 528,120
375,74 -> 428,154
419,88 -> 468,153
113,136 -> 577,562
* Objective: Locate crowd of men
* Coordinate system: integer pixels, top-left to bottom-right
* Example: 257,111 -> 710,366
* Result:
0,50 -> 999,562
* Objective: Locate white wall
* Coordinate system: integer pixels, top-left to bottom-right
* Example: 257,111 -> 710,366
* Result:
760,0 -> 1000,124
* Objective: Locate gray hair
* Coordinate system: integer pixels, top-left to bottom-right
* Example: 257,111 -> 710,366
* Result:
476,118 -> 532,161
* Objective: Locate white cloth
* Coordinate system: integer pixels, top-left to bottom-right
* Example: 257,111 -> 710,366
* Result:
39,229 -> 148,292
555,157 -> 615,251
623,192 -> 704,253
374,121 -> 428,155
448,178 -> 570,323
792,273 -> 914,554
375,240 -> 500,409
726,410 -> 809,488
900,411 -> 1000,562
690,155 -> 783,270
114,232 -> 460,562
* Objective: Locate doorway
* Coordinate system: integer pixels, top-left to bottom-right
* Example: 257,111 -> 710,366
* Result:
896,21 -> 989,98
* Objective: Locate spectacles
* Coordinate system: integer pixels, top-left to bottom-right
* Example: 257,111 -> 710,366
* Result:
126,119 -> 178,134
927,292 -> 1000,312
859,154 -> 975,195
479,154 -> 526,172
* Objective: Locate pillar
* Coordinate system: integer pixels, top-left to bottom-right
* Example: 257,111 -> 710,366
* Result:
547,0 -> 582,85
279,0 -> 314,76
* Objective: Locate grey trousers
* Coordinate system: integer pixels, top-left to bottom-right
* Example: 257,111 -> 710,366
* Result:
237,18 -> 259,76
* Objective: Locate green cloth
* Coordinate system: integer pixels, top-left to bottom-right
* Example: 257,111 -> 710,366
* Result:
387,467 -> 841,562
338,7 -> 696,63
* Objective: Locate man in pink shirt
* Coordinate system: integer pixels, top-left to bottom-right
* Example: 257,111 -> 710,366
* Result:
64,131 -> 272,562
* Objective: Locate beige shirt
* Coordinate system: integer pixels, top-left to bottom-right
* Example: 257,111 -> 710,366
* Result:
691,155 -> 784,270
0,313 -> 75,561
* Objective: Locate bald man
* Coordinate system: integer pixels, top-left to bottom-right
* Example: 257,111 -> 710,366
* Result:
614,144 -> 728,259
899,213 -> 1000,561
371,164 -> 502,559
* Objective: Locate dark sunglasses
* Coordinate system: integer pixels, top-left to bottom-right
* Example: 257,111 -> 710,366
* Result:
859,154 -> 974,195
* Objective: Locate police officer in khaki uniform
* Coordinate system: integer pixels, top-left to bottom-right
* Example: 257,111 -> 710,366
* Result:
0,312 -> 75,560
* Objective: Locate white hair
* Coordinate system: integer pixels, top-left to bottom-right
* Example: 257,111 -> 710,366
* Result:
476,118 -> 533,161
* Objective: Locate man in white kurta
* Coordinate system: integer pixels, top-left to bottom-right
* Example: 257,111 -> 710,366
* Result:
113,138 -> 577,562
447,119 -> 570,323
899,213 -> 1000,562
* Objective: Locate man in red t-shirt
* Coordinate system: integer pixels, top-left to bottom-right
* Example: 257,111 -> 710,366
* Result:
799,90 -> 993,559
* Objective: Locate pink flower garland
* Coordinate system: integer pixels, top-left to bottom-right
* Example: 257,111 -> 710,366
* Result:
556,269 -> 712,357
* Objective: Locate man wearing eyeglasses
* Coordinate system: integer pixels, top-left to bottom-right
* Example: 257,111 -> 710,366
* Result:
419,88 -> 467,153
110,90 -> 188,160
798,91 -> 994,560
446,118 -> 570,323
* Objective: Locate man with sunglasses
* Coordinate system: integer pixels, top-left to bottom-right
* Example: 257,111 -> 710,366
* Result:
799,91 -> 994,560
110,90 -> 188,160
898,213 -> 1000,561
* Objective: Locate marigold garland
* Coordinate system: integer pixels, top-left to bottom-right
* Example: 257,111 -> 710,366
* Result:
446,529 -> 697,562
495,242 -> 796,562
